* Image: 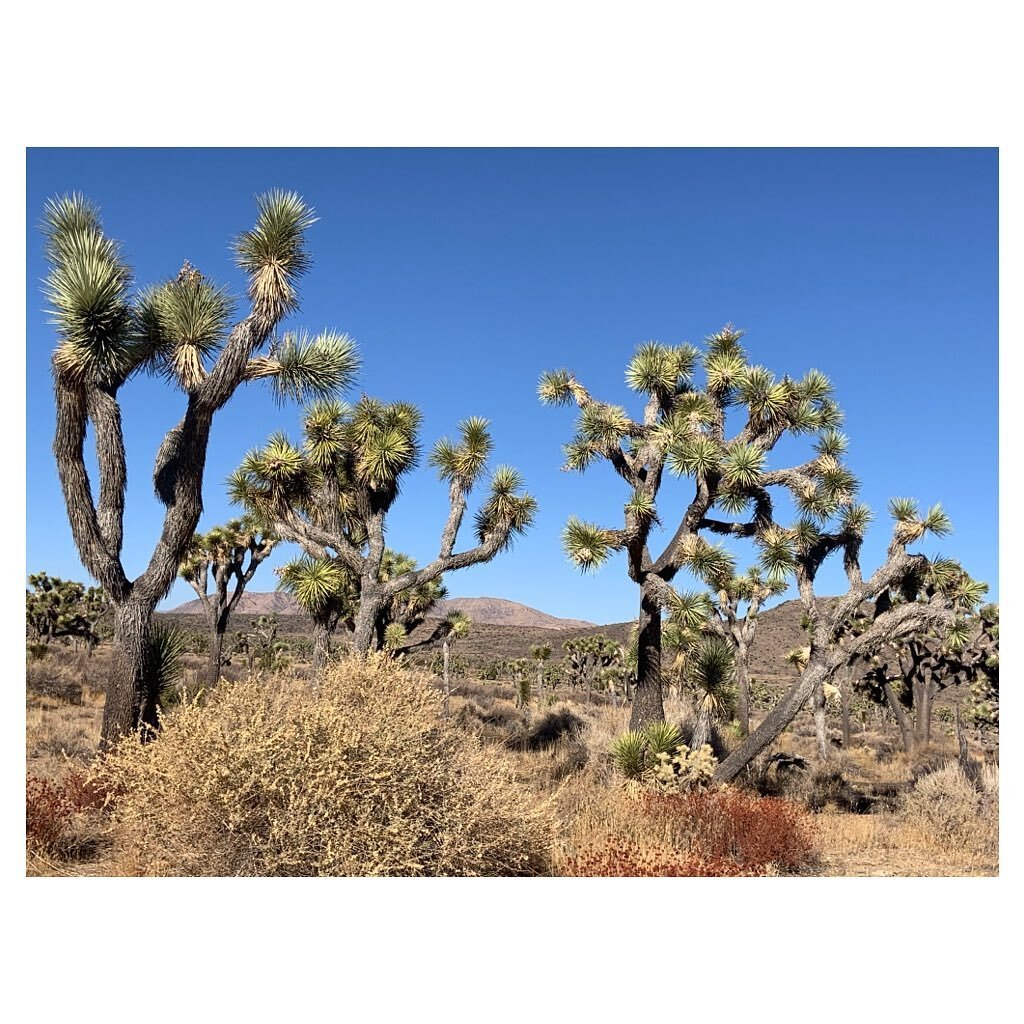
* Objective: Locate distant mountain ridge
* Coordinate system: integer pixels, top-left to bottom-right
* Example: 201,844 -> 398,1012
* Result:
169,592 -> 595,631
430,597 -> 595,631
171,592 -> 301,617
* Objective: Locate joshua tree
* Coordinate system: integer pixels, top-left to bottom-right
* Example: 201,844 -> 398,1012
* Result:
42,191 -> 357,743
178,517 -> 277,685
562,634 -> 620,701
530,644 -> 552,706
230,399 -> 536,655
26,572 -> 109,653
541,328 -> 853,730
435,611 -> 472,716
541,329 -> 982,778
711,504 -> 984,782
860,600 -> 998,753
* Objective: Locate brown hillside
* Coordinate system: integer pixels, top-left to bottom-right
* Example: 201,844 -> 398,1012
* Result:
171,592 -> 301,617
431,597 -> 594,631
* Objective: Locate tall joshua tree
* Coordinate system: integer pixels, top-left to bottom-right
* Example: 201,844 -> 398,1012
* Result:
541,329 -> 981,778
43,191 -> 358,744
230,399 -> 536,656
179,517 -> 277,686
540,328 -> 852,730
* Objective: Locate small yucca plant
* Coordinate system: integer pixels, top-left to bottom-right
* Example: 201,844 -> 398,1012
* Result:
610,730 -> 649,781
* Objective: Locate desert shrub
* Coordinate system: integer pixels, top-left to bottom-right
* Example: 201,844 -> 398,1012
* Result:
640,790 -> 816,872
563,790 -> 816,876
92,656 -> 552,876
801,765 -> 871,813
900,762 -> 998,855
26,776 -> 73,850
564,840 -> 753,877
27,643 -> 49,662
26,660 -> 84,704
525,708 -> 585,751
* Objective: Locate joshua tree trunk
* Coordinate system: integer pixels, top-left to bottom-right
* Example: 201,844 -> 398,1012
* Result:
207,622 -> 225,688
352,584 -> 384,654
882,678 -> 915,753
536,664 -> 544,709
102,599 -> 155,745
629,588 -> 664,730
840,668 -> 852,748
443,639 -> 452,717
735,638 -> 751,736
690,708 -> 711,751
312,619 -> 333,680
813,682 -> 829,762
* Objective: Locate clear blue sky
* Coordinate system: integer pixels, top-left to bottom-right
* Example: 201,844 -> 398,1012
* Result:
26,148 -> 998,622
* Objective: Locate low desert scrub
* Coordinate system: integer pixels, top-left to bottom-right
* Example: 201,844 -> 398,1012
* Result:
898,761 -> 998,858
26,770 -> 110,867
554,781 -> 816,876
92,655 -> 553,876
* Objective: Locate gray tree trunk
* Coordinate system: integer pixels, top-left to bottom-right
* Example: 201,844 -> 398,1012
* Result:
813,682 -> 829,761
629,588 -> 664,730
735,639 -> 751,736
102,599 -> 154,746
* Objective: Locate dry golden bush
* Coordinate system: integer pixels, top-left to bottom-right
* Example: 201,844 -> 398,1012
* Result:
899,761 -> 998,858
92,655 -> 552,876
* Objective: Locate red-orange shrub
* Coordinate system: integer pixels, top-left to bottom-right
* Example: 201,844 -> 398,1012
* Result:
63,769 -> 110,812
564,840 -> 755,876
640,789 -> 816,871
26,777 -> 72,850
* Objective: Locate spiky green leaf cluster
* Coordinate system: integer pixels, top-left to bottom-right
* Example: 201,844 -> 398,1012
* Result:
44,193 -> 135,383
679,537 -> 735,589
267,331 -> 360,405
624,341 -> 698,396
277,556 -> 349,614
474,466 -> 537,547
537,369 -> 584,406
757,525 -> 796,583
430,416 -> 493,491
667,435 -> 722,478
562,516 -> 617,571
234,190 -> 317,318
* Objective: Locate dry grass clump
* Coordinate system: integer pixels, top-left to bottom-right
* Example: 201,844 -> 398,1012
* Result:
899,761 -> 998,858
92,655 -> 552,876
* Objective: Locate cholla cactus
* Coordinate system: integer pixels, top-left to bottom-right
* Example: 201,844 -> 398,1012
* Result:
179,517 -> 277,686
230,402 -> 535,659
43,191 -> 357,744
610,722 -> 717,792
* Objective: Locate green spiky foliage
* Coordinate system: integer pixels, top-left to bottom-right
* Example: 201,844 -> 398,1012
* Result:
610,730 -> 649,781
141,623 -> 189,728
179,517 -> 277,685
231,398 -> 535,660
25,572 -> 110,651
43,191 -> 357,746
541,326 -> 984,783
686,637 -> 737,750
